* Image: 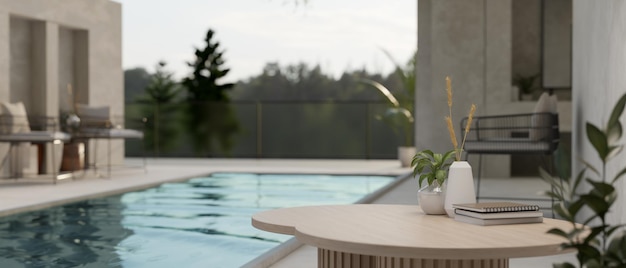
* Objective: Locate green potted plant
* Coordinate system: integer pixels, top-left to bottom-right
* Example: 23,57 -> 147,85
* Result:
360,49 -> 416,167
411,149 -> 455,215
513,73 -> 539,101
540,93 -> 626,267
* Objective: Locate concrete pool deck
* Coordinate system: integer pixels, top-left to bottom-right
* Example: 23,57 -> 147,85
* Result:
0,158 -> 575,267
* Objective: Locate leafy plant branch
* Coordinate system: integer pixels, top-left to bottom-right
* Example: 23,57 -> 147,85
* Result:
360,49 -> 416,146
411,149 -> 455,187
540,94 -> 626,268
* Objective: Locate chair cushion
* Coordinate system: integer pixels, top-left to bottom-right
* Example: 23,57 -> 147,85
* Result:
0,131 -> 71,142
530,93 -> 557,141
0,102 -> 31,134
76,104 -> 111,128
75,128 -> 144,139
549,94 -> 558,113
533,92 -> 552,114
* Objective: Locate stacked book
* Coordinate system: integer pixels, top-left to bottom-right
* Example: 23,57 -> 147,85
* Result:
452,202 -> 543,226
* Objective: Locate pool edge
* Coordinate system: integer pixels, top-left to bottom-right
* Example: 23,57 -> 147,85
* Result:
241,172 -> 413,268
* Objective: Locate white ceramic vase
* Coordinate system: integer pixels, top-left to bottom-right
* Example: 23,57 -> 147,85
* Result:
417,183 -> 446,215
444,161 -> 476,217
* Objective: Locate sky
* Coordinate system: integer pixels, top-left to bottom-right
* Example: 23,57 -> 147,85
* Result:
114,0 -> 417,83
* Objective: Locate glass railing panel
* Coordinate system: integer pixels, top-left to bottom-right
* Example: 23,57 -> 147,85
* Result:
124,101 -> 408,159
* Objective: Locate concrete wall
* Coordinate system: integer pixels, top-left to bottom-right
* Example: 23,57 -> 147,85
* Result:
512,0 -> 541,91
543,0 -> 572,89
417,0 -> 573,178
9,17 -> 33,109
417,0 -> 487,154
0,0 -> 123,174
572,0 -> 626,225
0,0 -> 122,109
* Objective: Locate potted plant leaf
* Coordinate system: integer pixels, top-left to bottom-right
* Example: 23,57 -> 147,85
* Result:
360,49 -> 416,167
513,73 -> 539,101
411,149 -> 455,215
540,93 -> 626,267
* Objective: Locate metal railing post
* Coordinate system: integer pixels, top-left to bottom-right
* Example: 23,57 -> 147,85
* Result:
365,103 -> 371,159
154,103 -> 160,158
256,102 -> 262,159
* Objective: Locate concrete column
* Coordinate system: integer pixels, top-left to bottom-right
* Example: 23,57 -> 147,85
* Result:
543,0 -> 572,88
572,0 -> 626,224
0,12 -> 9,176
482,0 -> 512,178
417,0 -> 513,178
32,21 -> 61,174
74,30 -> 89,105
0,12 -> 9,101
32,21 -> 59,117
417,0 -> 487,154
416,0 -> 431,152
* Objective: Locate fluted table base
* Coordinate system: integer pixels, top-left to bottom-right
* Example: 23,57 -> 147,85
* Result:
318,248 -> 508,268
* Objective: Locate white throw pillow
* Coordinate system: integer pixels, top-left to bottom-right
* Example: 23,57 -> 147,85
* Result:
533,92 -> 552,114
0,102 -> 31,134
530,93 -> 556,141
549,94 -> 558,114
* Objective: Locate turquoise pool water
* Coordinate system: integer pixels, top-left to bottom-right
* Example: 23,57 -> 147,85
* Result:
0,173 -> 394,267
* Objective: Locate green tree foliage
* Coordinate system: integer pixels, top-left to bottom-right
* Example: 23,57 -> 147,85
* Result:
135,62 -> 182,154
182,29 -> 240,155
230,62 -> 390,101
124,52 -> 415,158
124,67 -> 151,103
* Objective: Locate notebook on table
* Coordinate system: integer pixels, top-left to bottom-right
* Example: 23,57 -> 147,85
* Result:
452,202 -> 540,213
454,209 -> 543,219
454,214 -> 544,226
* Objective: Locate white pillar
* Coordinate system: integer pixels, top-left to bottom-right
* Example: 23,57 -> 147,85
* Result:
32,21 -> 62,174
0,12 -> 9,177
32,21 -> 59,117
417,0 -> 512,178
0,12 -> 9,101
572,0 -> 626,224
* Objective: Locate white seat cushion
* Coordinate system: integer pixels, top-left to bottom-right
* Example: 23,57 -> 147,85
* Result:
0,102 -> 30,134
76,104 -> 110,120
0,131 -> 71,142
530,93 -> 557,141
76,104 -> 112,128
76,128 -> 144,139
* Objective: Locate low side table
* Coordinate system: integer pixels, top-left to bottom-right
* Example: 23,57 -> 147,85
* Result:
252,204 -> 574,268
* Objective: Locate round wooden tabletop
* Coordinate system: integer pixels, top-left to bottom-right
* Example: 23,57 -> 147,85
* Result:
252,204 -> 573,260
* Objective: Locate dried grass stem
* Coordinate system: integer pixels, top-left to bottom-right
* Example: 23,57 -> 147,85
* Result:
459,104 -> 477,159
445,116 -> 458,156
443,76 -> 476,161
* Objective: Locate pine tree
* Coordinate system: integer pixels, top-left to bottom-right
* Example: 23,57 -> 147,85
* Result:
182,29 -> 239,155
137,61 -> 181,155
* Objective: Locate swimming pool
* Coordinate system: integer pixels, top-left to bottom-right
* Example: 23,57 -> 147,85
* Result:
0,172 -> 394,267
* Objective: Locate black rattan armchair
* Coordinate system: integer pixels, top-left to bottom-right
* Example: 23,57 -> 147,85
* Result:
460,112 -> 559,200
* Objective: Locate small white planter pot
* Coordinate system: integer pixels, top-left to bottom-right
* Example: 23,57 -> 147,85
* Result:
417,184 -> 446,215
398,146 -> 416,167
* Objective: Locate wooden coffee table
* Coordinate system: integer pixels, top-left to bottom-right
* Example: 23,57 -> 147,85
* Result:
252,204 -> 573,268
